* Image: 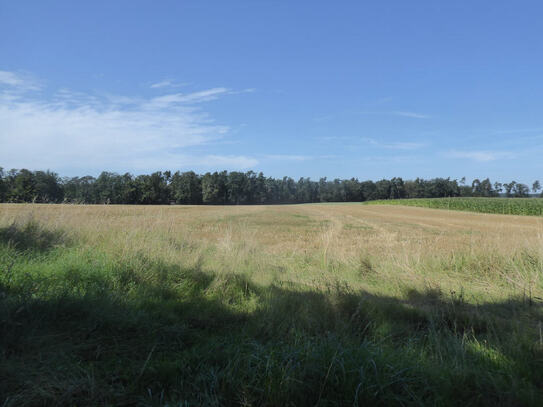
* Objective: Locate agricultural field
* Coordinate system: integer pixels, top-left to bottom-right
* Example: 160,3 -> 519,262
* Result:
1,203 -> 542,406
366,197 -> 543,216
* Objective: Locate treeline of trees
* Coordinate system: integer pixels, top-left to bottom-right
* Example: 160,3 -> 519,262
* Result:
0,167 -> 540,205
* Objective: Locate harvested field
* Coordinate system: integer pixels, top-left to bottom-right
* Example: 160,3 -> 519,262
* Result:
1,203 -> 542,406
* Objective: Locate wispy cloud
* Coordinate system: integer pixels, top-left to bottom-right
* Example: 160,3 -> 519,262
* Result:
129,154 -> 258,169
146,88 -> 230,109
200,155 -> 258,168
0,71 -> 26,87
447,150 -> 515,162
382,141 -> 426,150
360,110 -> 430,119
391,111 -> 430,119
363,137 -> 427,150
265,154 -> 313,161
150,79 -> 187,89
144,87 -> 255,109
0,70 -> 41,91
230,88 -> 256,95
315,136 -> 427,151
0,70 -> 257,172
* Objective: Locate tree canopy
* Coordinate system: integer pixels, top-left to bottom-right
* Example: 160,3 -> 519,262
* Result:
0,167 -> 537,205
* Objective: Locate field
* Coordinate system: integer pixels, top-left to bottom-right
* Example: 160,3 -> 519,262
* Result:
366,197 -> 543,216
1,203 -> 543,406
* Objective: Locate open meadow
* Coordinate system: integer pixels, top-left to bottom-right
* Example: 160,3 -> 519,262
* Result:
1,203 -> 543,406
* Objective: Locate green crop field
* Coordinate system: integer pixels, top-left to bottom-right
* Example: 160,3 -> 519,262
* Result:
1,203 -> 543,406
365,197 -> 543,216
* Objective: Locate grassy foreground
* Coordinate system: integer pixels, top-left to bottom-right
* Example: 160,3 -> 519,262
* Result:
1,204 -> 542,406
365,197 -> 543,216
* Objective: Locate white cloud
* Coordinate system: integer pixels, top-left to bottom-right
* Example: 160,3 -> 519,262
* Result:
145,88 -> 229,109
360,110 -> 430,119
391,111 -> 430,119
151,80 -> 174,89
230,88 -> 256,94
0,70 -> 41,91
363,137 -> 426,150
448,150 -> 515,162
265,154 -> 313,161
0,71 -> 25,87
0,71 -> 257,173
196,155 -> 258,168
265,154 -> 339,162
150,79 -> 190,89
381,141 -> 425,150
128,154 -> 258,170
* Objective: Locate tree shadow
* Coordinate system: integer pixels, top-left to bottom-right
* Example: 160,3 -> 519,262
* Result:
1,241 -> 542,406
0,220 -> 69,253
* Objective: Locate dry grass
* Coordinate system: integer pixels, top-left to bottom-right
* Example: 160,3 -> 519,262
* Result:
1,202 -> 542,299
1,203 -> 543,405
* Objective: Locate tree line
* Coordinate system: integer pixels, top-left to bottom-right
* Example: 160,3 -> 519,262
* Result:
0,167 -> 540,205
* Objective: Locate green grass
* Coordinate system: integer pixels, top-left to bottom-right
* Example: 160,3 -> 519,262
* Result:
1,220 -> 542,406
365,197 -> 543,216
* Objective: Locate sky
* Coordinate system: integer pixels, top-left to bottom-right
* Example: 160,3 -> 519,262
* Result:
1,1 -> 542,183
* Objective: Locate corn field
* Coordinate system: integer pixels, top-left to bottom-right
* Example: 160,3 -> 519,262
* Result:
365,197 -> 543,216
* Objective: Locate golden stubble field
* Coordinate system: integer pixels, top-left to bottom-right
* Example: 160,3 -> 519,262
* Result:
1,203 -> 542,303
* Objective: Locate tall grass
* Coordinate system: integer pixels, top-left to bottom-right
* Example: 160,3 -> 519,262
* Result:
1,205 -> 542,405
365,197 -> 543,216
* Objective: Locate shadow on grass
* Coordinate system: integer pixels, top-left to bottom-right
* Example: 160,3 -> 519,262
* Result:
0,220 -> 69,253
0,238 -> 542,406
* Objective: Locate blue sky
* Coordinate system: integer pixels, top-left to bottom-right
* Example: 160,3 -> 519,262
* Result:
1,1 -> 542,183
